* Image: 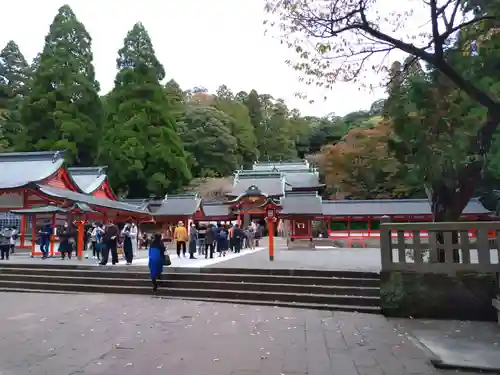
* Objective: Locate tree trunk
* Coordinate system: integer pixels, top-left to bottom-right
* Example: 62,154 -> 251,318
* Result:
429,108 -> 500,262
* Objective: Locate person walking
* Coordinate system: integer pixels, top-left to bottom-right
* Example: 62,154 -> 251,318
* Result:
173,221 -> 188,258
197,224 -> 206,256
9,226 -> 18,254
0,227 -> 11,260
130,222 -> 138,256
188,222 -> 198,259
232,224 -> 244,253
149,233 -> 170,292
217,225 -> 229,257
59,223 -> 72,260
39,221 -> 52,259
100,222 -> 119,265
204,224 -> 216,259
92,223 -> 105,261
121,221 -> 133,265
246,224 -> 255,250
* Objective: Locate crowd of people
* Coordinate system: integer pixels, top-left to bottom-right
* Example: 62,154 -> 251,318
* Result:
0,219 -> 266,292
170,221 -> 264,260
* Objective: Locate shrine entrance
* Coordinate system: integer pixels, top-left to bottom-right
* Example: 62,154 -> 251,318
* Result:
228,185 -> 280,235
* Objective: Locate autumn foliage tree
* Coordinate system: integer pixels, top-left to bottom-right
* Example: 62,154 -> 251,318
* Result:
265,0 -> 500,221
320,120 -> 416,199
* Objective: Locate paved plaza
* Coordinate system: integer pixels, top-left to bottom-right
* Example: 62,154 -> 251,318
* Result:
0,292 -> 466,375
210,246 -> 383,271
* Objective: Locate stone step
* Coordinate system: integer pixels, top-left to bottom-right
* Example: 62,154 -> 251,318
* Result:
0,274 -> 380,296
0,280 -> 380,307
0,267 -> 380,287
0,287 -> 380,313
0,263 -> 379,279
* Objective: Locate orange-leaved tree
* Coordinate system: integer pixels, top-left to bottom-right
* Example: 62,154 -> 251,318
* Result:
319,120 -> 416,199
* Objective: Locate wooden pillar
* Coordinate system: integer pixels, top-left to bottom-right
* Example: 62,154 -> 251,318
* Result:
268,218 -> 275,261
76,221 -> 84,260
50,213 -> 56,256
31,214 -> 36,257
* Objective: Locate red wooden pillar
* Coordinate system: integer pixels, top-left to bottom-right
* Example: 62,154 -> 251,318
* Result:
268,218 -> 275,261
49,213 -> 56,256
75,220 -> 85,260
31,214 -> 36,257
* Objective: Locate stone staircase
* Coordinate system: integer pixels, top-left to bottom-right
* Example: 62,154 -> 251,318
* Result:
0,264 -> 381,313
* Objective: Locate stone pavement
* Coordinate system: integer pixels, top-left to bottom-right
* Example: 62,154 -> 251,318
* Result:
212,246 -> 383,272
394,318 -> 500,372
0,292 -> 472,375
2,246 -> 267,269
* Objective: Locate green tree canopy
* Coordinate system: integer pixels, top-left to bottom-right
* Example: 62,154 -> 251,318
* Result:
178,106 -> 239,177
214,93 -> 257,167
0,40 -> 31,149
21,4 -> 102,165
101,23 -> 191,198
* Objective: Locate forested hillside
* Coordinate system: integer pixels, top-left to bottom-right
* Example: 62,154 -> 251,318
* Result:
0,4 -> 383,199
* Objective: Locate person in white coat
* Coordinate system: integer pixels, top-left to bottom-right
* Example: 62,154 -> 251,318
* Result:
130,222 -> 138,256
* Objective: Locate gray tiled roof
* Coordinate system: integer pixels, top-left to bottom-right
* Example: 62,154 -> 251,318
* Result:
0,151 -> 65,189
36,184 -> 149,215
280,192 -> 323,215
67,166 -> 108,194
120,199 -> 151,211
284,172 -> 321,190
10,202 -> 98,215
202,203 -> 233,217
231,177 -> 285,197
10,205 -> 69,214
320,198 -> 490,217
154,194 -> 202,216
252,161 -> 310,172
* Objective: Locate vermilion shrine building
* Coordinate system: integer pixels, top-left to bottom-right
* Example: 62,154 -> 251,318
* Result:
0,151 -> 150,256
0,152 -> 492,252
144,159 -> 491,245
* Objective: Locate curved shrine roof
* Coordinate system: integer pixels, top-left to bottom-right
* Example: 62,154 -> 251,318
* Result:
67,166 -> 108,194
154,194 -> 202,217
36,184 -> 149,215
280,195 -> 490,216
0,151 -> 65,189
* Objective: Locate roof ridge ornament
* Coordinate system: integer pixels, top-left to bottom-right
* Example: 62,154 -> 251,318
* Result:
52,150 -> 63,163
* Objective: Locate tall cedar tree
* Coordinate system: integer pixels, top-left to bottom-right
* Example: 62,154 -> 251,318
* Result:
102,23 -> 191,198
21,5 -> 102,165
0,40 -> 31,149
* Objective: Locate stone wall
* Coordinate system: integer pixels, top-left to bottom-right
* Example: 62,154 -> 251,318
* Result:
380,271 -> 498,321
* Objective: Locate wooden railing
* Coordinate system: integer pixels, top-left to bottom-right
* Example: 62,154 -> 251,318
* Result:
380,218 -> 500,273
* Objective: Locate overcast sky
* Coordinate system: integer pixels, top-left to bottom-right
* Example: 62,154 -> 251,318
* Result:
0,0 -> 423,117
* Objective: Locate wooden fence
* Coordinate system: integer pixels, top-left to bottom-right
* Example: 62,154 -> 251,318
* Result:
380,218 -> 500,273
